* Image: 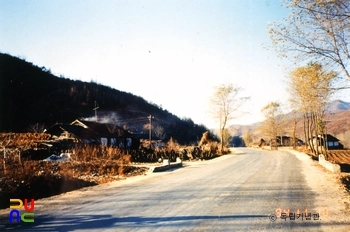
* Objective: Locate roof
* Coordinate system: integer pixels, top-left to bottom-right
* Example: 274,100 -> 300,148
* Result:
71,119 -> 132,138
46,120 -> 135,143
322,134 -> 340,142
276,135 -> 303,141
45,124 -> 100,141
314,134 -> 340,142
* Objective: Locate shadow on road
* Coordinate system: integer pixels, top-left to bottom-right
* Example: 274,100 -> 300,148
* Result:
4,213 -> 349,231
3,214 -> 267,231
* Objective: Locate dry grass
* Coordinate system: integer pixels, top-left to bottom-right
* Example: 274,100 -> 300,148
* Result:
0,133 -> 222,209
0,157 -> 147,209
326,150 -> 350,164
0,133 -> 50,148
0,135 -> 143,209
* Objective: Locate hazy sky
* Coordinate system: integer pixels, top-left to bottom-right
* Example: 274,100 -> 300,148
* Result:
1,1 -> 348,128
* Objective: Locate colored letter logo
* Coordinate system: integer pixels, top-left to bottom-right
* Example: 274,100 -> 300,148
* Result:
9,199 -> 35,223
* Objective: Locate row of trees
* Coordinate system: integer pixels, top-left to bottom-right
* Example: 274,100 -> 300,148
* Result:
259,63 -> 336,155
260,0 -> 350,156
289,63 -> 336,157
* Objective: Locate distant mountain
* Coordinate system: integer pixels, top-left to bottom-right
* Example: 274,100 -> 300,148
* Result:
228,99 -> 350,145
326,99 -> 350,113
0,53 -> 210,144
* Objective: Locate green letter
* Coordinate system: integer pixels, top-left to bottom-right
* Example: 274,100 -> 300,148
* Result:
21,212 -> 34,223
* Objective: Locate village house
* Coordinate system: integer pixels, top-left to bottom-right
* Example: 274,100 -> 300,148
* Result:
312,134 -> 344,150
46,119 -> 138,149
276,136 -> 303,147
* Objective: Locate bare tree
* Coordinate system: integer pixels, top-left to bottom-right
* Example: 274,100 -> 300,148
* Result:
153,124 -> 166,140
28,123 -> 45,133
1,135 -> 11,174
288,63 -> 337,157
242,129 -> 254,147
289,110 -> 303,149
221,128 -> 232,148
209,83 -> 249,153
260,102 -> 284,150
269,0 -> 350,80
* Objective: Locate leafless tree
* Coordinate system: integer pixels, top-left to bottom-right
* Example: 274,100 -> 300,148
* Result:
153,124 -> 166,140
1,135 -> 11,174
209,83 -> 249,153
28,123 -> 45,133
260,102 -> 284,150
269,0 -> 350,81
288,63 -> 337,157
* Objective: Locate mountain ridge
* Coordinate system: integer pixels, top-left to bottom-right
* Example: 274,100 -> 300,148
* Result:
326,99 -> 350,113
0,53 -> 209,144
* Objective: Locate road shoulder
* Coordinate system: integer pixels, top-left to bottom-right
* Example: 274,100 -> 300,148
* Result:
288,149 -> 350,229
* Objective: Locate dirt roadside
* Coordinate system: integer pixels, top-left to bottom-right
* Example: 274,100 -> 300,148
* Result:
288,150 -> 350,229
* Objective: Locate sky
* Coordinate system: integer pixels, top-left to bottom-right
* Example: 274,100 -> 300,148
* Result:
1,0 -> 349,129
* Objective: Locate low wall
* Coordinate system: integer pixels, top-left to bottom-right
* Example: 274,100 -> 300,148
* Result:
318,154 -> 341,173
149,158 -> 182,172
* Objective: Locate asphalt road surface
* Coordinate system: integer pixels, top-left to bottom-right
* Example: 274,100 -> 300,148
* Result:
2,148 -> 350,231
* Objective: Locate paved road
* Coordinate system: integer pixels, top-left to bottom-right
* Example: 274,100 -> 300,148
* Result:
2,148 -> 349,231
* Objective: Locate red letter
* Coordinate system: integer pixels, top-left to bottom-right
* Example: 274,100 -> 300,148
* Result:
24,199 -> 34,212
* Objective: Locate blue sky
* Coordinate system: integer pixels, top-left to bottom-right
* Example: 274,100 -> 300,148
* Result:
2,0 -> 347,128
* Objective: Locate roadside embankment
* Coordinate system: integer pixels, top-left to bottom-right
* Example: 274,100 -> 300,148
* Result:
267,147 -> 344,173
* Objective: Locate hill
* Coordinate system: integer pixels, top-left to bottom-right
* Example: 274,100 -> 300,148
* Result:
0,53 -> 209,144
326,99 -> 350,112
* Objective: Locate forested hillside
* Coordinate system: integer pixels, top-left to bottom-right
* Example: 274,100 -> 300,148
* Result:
0,53 -> 209,144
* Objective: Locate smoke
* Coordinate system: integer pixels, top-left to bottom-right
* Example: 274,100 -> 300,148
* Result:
81,111 -> 149,133
81,111 -> 121,124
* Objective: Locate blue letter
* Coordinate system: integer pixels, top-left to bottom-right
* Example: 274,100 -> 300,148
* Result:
9,209 -> 20,223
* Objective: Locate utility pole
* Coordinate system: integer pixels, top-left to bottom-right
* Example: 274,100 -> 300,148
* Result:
147,115 -> 154,142
280,135 -> 283,146
93,101 -> 99,122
